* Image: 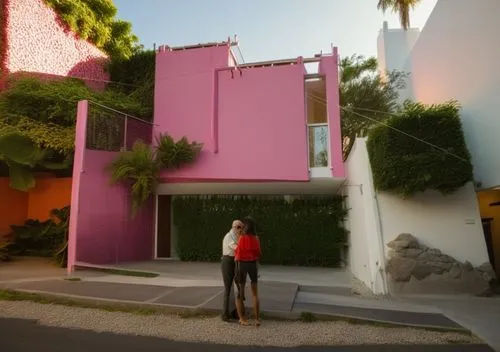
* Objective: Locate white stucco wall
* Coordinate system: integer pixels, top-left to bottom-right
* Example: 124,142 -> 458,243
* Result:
345,138 -> 490,294
377,183 -> 490,267
345,138 -> 387,295
396,0 -> 500,189
377,21 -> 420,103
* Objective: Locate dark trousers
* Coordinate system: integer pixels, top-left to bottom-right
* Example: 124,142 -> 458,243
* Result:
221,255 -> 236,318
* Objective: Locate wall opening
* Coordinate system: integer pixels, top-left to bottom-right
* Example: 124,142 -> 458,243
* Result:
477,189 -> 500,276
305,77 -> 329,169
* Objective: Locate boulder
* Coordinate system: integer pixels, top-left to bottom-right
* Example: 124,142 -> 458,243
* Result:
411,263 -> 433,280
476,262 -> 497,282
386,257 -> 416,282
448,264 -> 462,279
387,233 -> 419,251
385,233 -> 494,296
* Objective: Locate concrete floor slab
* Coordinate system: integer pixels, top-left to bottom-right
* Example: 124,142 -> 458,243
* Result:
95,261 -> 351,288
292,302 -> 462,329
9,280 -> 171,302
398,296 -> 500,352
0,257 -> 66,282
202,282 -> 299,312
153,286 -> 223,307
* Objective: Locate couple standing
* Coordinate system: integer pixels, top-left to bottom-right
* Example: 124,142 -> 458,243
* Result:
221,216 -> 261,326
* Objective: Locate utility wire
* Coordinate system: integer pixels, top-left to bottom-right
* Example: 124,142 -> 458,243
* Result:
340,106 -> 469,163
305,92 -> 469,163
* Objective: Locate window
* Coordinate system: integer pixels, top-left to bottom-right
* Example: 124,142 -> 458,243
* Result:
305,77 -> 329,169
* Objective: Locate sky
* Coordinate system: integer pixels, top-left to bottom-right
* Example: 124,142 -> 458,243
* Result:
113,0 -> 438,62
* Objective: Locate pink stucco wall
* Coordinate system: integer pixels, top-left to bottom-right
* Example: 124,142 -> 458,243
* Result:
3,0 -> 108,90
74,150 -> 154,265
68,101 -> 154,272
319,50 -> 345,178
155,45 -> 327,182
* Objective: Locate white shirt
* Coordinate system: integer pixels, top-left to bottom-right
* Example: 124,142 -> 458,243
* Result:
222,230 -> 238,256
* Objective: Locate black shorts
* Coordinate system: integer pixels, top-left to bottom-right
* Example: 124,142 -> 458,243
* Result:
235,260 -> 258,285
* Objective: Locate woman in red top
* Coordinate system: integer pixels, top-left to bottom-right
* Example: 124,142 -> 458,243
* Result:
234,216 -> 261,326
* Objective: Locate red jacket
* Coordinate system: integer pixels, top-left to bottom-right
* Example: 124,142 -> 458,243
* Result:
235,234 -> 261,261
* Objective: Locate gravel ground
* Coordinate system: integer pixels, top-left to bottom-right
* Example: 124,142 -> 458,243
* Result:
0,301 -> 482,347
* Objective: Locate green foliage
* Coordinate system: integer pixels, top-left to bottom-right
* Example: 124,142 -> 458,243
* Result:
0,77 -> 149,126
156,134 -> 203,169
0,237 -> 12,262
0,132 -> 70,191
108,141 -> 161,216
340,54 -> 407,159
108,134 -> 203,216
0,117 -> 74,154
9,206 -> 70,267
43,0 -> 138,60
108,50 -> 156,116
50,206 -> 71,268
173,196 -> 348,267
366,101 -> 473,197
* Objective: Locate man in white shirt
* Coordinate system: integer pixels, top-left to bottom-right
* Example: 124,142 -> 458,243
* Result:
221,219 -> 243,321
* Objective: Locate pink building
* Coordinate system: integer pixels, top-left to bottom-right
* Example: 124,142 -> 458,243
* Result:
153,39 -> 345,259
67,39 -> 346,269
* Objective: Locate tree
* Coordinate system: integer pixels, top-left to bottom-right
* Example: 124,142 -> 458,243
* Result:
377,0 -> 422,30
340,55 -> 406,158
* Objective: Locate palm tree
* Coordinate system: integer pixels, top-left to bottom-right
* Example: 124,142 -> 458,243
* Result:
378,0 -> 422,30
340,55 -> 407,158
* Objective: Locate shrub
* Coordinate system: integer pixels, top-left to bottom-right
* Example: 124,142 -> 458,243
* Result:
9,206 -> 70,267
108,134 -> 202,216
366,101 -> 473,197
172,195 -> 348,267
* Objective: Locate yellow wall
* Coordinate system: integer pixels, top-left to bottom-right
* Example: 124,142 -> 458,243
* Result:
477,190 -> 500,275
0,178 -> 28,236
0,177 -> 72,236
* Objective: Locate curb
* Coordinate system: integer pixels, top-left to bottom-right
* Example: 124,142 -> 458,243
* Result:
0,289 -> 472,333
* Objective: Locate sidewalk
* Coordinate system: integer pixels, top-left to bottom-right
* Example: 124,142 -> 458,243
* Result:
0,273 -> 463,331
1,258 -> 497,350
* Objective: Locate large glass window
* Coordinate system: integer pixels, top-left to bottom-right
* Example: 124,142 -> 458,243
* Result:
305,77 -> 329,168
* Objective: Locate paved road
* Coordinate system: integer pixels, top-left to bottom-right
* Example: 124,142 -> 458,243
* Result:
0,318 -> 493,352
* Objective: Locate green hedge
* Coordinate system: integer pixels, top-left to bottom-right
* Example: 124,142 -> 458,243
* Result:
172,195 -> 348,267
366,101 -> 473,197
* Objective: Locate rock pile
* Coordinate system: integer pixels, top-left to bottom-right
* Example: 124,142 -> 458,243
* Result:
385,233 -> 497,296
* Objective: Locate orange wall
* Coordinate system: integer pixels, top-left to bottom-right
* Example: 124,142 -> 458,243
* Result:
27,177 -> 72,221
0,177 -> 72,236
0,178 -> 29,236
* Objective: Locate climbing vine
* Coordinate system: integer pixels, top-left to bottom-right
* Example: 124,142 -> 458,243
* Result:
366,101 -> 473,197
0,117 -> 74,154
108,50 -> 156,117
0,76 -> 150,126
43,0 -> 139,60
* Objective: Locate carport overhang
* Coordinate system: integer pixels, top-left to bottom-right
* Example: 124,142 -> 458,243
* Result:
156,177 -> 346,195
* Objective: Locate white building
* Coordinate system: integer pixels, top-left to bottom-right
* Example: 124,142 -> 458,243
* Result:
377,21 -> 420,103
375,0 -> 500,280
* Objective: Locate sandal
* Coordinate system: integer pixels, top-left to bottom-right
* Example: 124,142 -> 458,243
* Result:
255,319 -> 261,327
239,320 -> 249,326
